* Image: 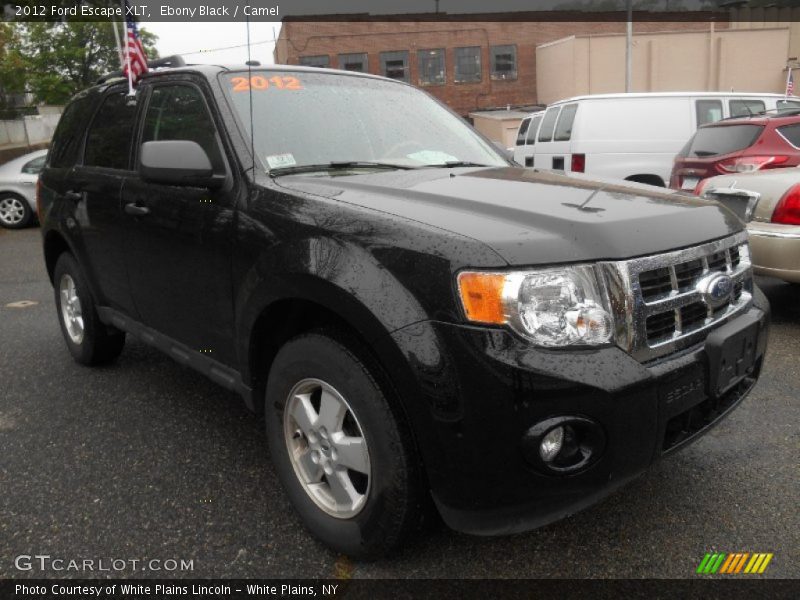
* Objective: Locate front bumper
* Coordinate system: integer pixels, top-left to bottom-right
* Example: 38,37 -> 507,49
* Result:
749,222 -> 800,283
386,295 -> 769,536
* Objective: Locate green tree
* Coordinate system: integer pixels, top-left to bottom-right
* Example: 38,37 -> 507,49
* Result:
0,23 -> 27,108
20,21 -> 158,105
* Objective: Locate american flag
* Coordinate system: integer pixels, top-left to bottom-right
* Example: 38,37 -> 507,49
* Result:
122,0 -> 148,86
787,69 -> 794,96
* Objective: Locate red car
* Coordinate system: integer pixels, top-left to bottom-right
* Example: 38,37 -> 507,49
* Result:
670,111 -> 800,192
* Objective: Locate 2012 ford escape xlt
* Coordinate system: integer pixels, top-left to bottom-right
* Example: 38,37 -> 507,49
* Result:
38,63 -> 769,559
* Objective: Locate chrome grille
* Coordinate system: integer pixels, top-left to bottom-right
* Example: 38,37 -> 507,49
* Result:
600,232 -> 753,362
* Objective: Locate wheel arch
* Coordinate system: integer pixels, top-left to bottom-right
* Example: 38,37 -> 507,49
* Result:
244,287 -> 413,417
43,229 -> 73,283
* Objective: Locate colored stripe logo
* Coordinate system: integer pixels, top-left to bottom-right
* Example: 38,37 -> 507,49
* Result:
696,552 -> 773,574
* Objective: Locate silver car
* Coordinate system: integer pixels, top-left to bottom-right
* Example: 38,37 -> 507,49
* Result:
0,149 -> 48,229
697,168 -> 800,284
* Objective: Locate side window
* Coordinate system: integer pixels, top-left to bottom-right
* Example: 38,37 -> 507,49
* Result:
696,99 -> 723,126
777,123 -> 800,148
526,115 -> 542,145
729,99 -> 765,118
22,155 -> 46,174
515,118 -> 531,146
538,107 -> 561,142
777,99 -> 800,113
49,97 -> 93,169
553,104 -> 578,141
142,85 -> 224,172
84,92 -> 138,170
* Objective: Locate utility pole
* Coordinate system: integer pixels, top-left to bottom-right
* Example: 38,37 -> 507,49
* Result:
625,0 -> 633,93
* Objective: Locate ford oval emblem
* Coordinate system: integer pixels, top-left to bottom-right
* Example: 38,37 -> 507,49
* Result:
696,273 -> 734,309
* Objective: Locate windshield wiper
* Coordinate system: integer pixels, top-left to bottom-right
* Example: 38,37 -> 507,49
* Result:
269,161 -> 415,177
421,161 -> 493,168
692,150 -> 716,157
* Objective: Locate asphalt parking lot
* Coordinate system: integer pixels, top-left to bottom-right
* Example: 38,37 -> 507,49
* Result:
1,226 -> 798,579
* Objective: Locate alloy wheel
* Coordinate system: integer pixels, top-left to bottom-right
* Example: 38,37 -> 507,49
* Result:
283,378 -> 371,518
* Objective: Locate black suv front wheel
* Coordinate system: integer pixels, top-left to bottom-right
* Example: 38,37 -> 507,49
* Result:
53,253 -> 125,365
265,332 -> 424,559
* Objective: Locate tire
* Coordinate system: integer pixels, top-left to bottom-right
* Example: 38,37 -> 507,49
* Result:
53,253 -> 125,365
264,331 -> 424,559
0,193 -> 33,229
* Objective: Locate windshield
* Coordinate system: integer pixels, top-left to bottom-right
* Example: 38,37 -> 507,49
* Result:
221,70 -> 507,172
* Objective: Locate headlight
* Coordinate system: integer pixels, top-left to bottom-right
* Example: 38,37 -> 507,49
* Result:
457,265 -> 613,347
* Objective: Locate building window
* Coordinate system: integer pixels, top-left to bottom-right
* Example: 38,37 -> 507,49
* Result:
299,55 -> 330,68
490,45 -> 517,80
418,48 -> 445,86
380,51 -> 409,82
338,52 -> 368,72
454,47 -> 481,83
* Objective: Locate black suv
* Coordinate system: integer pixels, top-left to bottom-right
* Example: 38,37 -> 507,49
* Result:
39,63 -> 769,559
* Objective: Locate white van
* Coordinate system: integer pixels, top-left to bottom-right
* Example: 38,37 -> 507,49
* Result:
512,92 -> 800,186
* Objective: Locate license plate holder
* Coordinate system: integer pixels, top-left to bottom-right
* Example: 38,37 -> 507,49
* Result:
705,313 -> 760,398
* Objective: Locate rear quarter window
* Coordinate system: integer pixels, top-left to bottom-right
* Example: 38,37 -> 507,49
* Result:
22,155 -> 46,174
680,124 -> 764,158
777,123 -> 800,148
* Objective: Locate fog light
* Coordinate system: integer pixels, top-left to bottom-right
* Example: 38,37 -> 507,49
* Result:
522,416 -> 606,475
539,426 -> 564,462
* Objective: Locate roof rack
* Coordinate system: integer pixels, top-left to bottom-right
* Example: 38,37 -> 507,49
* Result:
96,55 -> 186,85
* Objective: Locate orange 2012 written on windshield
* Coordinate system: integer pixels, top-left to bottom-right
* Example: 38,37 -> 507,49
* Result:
230,76 -> 303,92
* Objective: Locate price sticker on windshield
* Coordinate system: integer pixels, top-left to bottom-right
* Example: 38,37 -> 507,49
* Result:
266,153 -> 297,169
230,76 -> 303,92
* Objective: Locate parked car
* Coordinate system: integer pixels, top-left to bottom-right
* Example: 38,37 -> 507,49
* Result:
670,112 -> 800,192
39,64 -> 769,559
695,168 -> 800,284
514,92 -> 800,185
0,149 -> 47,228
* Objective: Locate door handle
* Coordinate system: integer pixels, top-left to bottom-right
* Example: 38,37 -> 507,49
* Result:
124,202 -> 150,216
64,190 -> 82,202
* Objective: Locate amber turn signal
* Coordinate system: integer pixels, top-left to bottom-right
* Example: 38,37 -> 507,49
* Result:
457,272 -> 507,325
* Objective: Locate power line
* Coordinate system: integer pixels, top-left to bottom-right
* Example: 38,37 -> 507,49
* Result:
178,39 -> 275,56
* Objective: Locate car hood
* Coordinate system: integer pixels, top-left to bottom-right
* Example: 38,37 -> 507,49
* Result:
275,167 -> 743,265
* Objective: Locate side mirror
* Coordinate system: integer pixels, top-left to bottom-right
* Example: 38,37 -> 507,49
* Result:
139,140 -> 223,188
492,140 -> 514,162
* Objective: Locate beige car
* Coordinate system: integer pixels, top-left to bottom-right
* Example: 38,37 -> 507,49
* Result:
696,169 -> 800,283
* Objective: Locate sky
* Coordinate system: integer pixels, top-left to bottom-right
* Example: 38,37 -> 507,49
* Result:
144,22 -> 282,66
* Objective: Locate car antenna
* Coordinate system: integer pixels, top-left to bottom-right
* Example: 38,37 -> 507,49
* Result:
246,14 -> 256,177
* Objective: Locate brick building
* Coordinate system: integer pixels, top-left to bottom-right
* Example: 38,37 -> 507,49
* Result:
274,15 -> 720,116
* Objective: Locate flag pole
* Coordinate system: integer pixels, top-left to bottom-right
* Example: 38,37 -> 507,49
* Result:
111,19 -> 123,67
122,1 -> 134,95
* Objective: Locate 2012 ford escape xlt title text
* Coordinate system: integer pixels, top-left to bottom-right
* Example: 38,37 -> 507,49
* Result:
37,62 -> 770,559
